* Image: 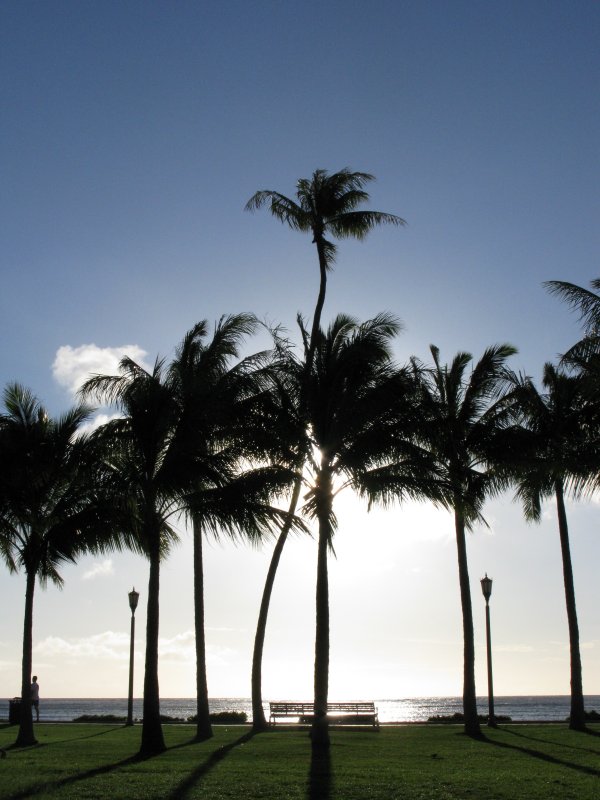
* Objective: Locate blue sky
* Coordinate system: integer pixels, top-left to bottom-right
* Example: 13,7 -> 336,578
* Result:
1,1 -> 599,701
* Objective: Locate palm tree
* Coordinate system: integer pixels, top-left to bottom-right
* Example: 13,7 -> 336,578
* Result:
246,169 -> 405,729
82,357 -> 184,757
507,364 -> 596,731
83,322 -> 296,753
168,315 -> 298,741
0,384 -> 112,747
413,344 -> 516,737
246,169 -> 405,365
293,313 -> 433,749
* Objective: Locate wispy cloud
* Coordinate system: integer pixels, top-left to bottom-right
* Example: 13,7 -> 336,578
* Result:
34,631 -> 130,661
159,631 -> 196,663
158,630 -> 236,666
52,343 -> 149,397
81,559 -> 114,581
32,629 -> 235,667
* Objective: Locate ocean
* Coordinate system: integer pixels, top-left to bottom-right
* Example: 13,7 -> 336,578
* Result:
4,696 -> 599,723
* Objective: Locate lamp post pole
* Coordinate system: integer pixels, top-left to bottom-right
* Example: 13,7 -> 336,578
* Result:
127,587 -> 139,727
480,574 -> 495,727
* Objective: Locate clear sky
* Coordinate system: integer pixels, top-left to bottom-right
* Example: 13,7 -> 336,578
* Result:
1,1 -> 599,702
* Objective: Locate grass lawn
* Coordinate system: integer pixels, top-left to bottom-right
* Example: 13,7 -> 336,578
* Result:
1,722 -> 600,799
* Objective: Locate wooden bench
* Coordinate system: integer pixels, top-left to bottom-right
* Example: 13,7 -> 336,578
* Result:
269,701 -> 379,728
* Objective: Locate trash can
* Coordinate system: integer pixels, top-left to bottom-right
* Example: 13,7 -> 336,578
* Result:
9,697 -> 21,725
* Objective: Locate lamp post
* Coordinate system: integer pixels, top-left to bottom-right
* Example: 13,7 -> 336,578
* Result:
126,587 -> 139,726
480,574 -> 495,727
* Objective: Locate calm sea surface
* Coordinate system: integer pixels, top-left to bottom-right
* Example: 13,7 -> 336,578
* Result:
4,696 -> 599,723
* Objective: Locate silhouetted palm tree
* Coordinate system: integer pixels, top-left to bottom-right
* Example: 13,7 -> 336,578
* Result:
297,313 -> 430,748
168,316 -> 298,741
413,344 -> 516,737
84,322 -> 296,753
0,384 -> 112,747
508,364 -> 596,731
82,357 -> 184,757
246,169 -> 404,729
246,168 -> 405,364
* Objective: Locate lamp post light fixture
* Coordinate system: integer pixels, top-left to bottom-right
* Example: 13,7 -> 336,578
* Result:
126,587 -> 140,726
480,574 -> 496,727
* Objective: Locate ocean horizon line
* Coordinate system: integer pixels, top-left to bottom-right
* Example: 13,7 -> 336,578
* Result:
5,695 -> 599,724
21,693 -> 582,700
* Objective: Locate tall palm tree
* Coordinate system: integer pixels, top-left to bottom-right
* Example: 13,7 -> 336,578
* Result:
296,313 -> 433,749
507,364 -> 596,731
246,169 -> 405,729
246,168 -> 405,365
168,315 -> 298,741
0,384 -> 113,748
82,357 -> 184,757
413,344 -> 517,737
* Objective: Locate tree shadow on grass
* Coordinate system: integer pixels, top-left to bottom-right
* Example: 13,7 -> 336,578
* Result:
503,726 -> 600,754
166,730 -> 256,800
4,725 -> 122,754
582,727 -> 600,739
306,746 -> 332,800
483,734 -> 600,778
4,754 -> 139,800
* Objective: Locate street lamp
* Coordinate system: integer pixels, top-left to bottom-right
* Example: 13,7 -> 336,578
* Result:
127,587 -> 139,726
480,574 -> 495,727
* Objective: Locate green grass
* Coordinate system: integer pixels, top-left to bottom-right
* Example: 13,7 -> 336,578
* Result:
1,722 -> 600,799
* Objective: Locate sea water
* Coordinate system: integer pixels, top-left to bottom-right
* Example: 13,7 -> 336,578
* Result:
4,696 -> 599,723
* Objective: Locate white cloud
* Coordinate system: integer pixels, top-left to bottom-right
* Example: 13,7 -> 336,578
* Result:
77,411 -> 122,435
34,631 -> 130,662
157,630 -> 236,666
31,629 -> 235,669
495,644 -> 535,653
158,630 -> 196,663
52,343 -> 149,397
81,559 -> 114,581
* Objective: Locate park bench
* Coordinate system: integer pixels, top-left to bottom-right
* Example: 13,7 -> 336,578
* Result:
269,701 -> 379,728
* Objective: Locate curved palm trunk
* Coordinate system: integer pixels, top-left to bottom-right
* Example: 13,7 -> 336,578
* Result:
140,542 -> 166,757
251,477 -> 303,731
454,507 -> 481,737
250,226 -> 328,734
193,518 -> 213,740
307,237 -> 328,366
311,466 -> 332,749
555,480 -> 585,731
15,568 -> 37,747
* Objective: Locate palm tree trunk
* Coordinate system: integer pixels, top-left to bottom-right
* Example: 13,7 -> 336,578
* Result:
15,568 -> 37,747
140,541 -> 166,756
454,507 -> 481,737
311,466 -> 332,749
193,518 -> 213,740
555,479 -> 586,731
252,476 -> 303,731
307,236 -> 328,368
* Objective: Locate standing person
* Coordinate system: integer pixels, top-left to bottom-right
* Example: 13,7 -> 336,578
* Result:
31,676 -> 39,722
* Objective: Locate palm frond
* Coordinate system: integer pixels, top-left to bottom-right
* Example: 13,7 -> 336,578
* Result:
545,279 -> 600,331
245,190 -> 310,232
328,210 -> 406,239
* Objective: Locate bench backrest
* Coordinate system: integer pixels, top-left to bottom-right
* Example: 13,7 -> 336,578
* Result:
270,701 -> 375,714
